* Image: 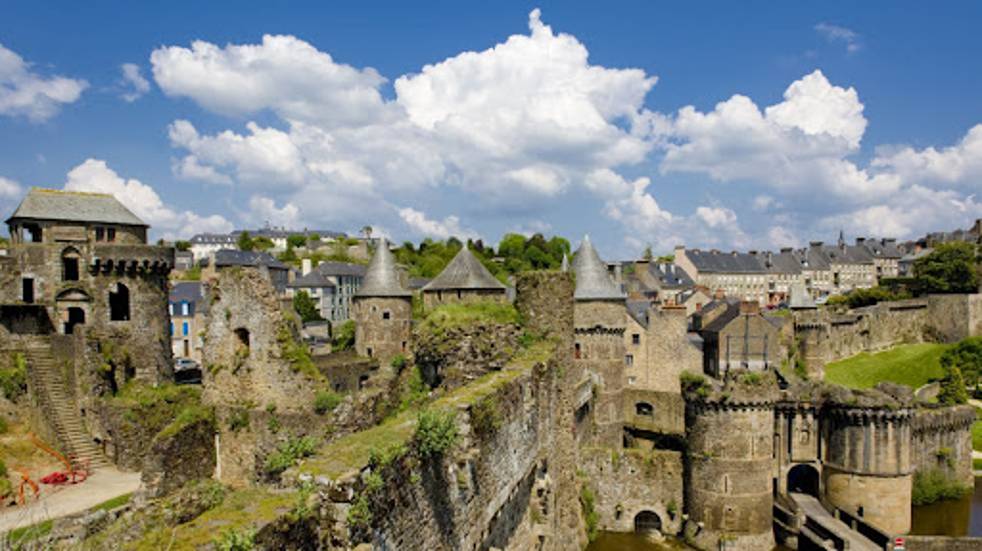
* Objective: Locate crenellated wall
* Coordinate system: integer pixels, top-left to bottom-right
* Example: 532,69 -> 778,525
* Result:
911,405 -> 976,485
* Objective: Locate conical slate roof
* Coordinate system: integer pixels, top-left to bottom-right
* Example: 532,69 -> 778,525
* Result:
422,247 -> 506,292
788,282 -> 816,310
356,238 -> 411,298
560,253 -> 569,273
572,236 -> 625,301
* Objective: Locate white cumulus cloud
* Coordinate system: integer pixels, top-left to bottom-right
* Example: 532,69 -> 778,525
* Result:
0,43 -> 87,122
814,23 -> 862,54
119,63 -> 151,102
398,207 -> 477,240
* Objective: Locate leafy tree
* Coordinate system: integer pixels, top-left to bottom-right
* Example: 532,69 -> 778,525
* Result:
642,246 -> 654,261
237,231 -> 254,252
287,234 -> 307,249
498,233 -> 526,259
252,236 -> 275,251
307,232 -> 320,242
332,320 -> 356,351
361,225 -> 373,239
293,290 -> 323,323
277,246 -> 298,264
175,240 -> 191,251
914,242 -> 979,293
937,364 -> 969,405
940,336 -> 982,393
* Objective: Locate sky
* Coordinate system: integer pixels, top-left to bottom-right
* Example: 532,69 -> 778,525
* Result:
1,1 -> 981,257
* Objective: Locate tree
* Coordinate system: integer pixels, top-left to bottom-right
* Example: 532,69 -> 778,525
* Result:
914,242 -> 979,293
175,240 -> 191,252
497,233 -> 527,258
307,232 -> 320,242
332,320 -> 356,351
252,236 -> 275,251
937,364 -> 969,405
237,231 -> 254,251
287,234 -> 307,249
293,291 -> 323,323
642,246 -> 654,261
361,225 -> 373,240
940,336 -> 982,393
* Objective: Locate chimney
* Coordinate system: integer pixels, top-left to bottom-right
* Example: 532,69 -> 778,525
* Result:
739,300 -> 760,315
302,258 -> 312,276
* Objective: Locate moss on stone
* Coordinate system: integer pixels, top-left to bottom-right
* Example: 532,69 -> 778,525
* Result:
417,301 -> 521,336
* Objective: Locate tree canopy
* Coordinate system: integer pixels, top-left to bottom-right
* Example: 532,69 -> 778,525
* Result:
292,290 -> 323,323
914,242 -> 979,294
237,231 -> 254,252
174,240 -> 191,252
287,234 -> 307,249
391,233 -> 571,282
940,336 -> 982,392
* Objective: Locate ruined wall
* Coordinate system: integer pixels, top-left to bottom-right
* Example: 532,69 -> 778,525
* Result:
579,448 -> 684,536
421,288 -> 507,310
413,322 -> 521,390
822,407 -> 913,535
353,295 -> 412,366
141,411 -> 216,498
684,397 -> 775,551
911,405 -> 975,486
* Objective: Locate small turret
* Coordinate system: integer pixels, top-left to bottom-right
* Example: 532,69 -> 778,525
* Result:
354,238 -> 413,364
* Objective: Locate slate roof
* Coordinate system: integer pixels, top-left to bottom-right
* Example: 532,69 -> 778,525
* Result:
572,236 -> 625,301
685,249 -> 767,274
823,244 -> 874,265
214,250 -> 288,270
789,282 -> 817,310
288,270 -> 337,289
422,247 -> 506,292
356,238 -> 411,298
797,245 -> 831,270
626,299 -> 651,327
170,281 -> 209,315
861,238 -> 903,259
765,250 -> 802,275
408,277 -> 431,290
701,302 -> 742,334
315,262 -> 367,277
648,262 -> 695,288
6,187 -> 147,227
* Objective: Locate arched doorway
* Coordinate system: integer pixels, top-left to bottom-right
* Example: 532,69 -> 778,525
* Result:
787,464 -> 820,496
109,283 -> 130,321
634,510 -> 662,534
65,307 -> 85,335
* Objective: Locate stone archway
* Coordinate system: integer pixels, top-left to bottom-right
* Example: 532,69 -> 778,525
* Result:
634,510 -> 662,534
787,463 -> 820,496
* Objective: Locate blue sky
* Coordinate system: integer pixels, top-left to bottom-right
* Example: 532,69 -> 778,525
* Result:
1,1 -> 981,257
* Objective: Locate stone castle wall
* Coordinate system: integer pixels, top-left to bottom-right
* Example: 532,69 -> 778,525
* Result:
574,300 -> 627,447
911,405 -> 976,485
421,288 -> 507,310
353,295 -> 411,367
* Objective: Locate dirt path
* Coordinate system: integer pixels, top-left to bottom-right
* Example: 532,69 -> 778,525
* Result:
0,468 -> 141,534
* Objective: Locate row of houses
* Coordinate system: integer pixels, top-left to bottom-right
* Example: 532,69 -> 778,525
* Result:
187,227 -> 347,260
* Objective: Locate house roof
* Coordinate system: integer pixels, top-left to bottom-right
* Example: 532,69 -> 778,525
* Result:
789,282 -> 817,310
822,244 -> 874,265
356,238 -> 411,298
765,250 -> 803,275
701,303 -> 742,333
190,233 -> 237,245
6,187 -> 147,227
422,247 -> 506,292
648,262 -> 695,288
861,238 -> 903,259
685,249 -> 767,274
626,299 -> 650,327
170,281 -> 209,314
572,235 -> 625,301
315,261 -> 367,277
288,270 -> 336,289
214,249 -> 288,270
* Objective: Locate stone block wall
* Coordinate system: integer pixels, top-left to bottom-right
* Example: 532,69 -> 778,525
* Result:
421,288 -> 507,310
353,296 -> 411,367
911,405 -> 976,485
575,300 -> 626,447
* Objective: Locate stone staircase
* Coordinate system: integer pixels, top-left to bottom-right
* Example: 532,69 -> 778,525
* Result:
22,338 -> 110,470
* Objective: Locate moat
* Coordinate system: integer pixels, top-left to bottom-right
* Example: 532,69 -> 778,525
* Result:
910,476 -> 982,537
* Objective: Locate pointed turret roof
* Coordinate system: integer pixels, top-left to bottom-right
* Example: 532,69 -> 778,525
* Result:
356,238 -> 411,298
560,253 -> 569,273
422,247 -> 506,292
572,236 -> 625,301
788,282 -> 817,310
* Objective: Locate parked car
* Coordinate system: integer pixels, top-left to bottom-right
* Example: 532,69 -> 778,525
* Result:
174,357 -> 202,385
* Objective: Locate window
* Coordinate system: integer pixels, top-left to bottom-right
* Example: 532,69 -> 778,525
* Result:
632,333 -> 640,345
367,347 -> 373,358
625,354 -> 634,366
234,328 -> 250,353
95,227 -> 105,241
182,321 -> 189,336
109,283 -> 130,321
574,342 -> 581,359
22,278 -> 34,303
107,227 -> 116,242
181,302 -> 190,316
382,311 -> 391,320
635,402 -> 653,416
169,304 -> 174,316
62,248 -> 80,281
24,224 -> 42,243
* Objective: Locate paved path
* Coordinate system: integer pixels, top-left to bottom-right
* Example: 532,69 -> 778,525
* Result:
790,492 -> 878,551
0,468 -> 141,534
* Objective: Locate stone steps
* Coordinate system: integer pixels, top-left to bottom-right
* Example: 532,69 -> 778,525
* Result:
23,341 -> 111,470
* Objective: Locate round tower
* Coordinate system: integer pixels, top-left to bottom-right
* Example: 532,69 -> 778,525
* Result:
685,389 -> 775,550
822,406 -> 913,534
572,235 -> 627,447
353,238 -> 412,366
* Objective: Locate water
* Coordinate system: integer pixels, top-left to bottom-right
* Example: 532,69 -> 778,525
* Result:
910,476 -> 982,536
586,532 -> 692,551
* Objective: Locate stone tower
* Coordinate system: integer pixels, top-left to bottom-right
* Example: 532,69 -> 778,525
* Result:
822,405 -> 913,534
353,238 -> 412,365
420,246 -> 507,309
684,383 -> 776,550
572,235 -> 626,447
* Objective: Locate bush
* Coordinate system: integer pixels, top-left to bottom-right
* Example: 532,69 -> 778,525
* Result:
390,354 -> 407,370
414,409 -> 458,457
292,291 -> 323,323
332,320 -> 356,351
470,395 -> 502,436
941,336 -> 982,391
214,527 -> 255,551
264,436 -> 318,476
314,390 -> 342,415
580,485 -> 599,541
0,353 -> 27,401
938,365 -> 970,405
680,371 -> 709,397
911,468 -> 972,505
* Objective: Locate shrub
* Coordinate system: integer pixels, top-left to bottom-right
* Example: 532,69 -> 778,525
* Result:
264,436 -> 318,476
227,409 -> 250,432
911,468 -> 972,505
347,494 -> 372,529
278,322 -> 321,381
390,354 -> 407,370
214,527 -> 255,551
0,353 -> 27,401
941,336 -> 982,391
938,365 -> 970,405
332,320 -> 356,351
580,485 -> 599,541
680,371 -> 709,397
414,409 -> 458,457
470,395 -> 502,436
314,390 -> 342,415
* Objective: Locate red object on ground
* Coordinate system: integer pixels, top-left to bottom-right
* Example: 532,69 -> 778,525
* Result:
40,471 -> 70,485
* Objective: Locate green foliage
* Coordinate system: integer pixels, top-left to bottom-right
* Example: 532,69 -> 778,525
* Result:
737,372 -> 764,386
390,354 -> 407,370
368,442 -> 406,469
264,436 -> 318,476
277,246 -> 298,264
287,234 -> 307,249
0,353 -> 27,401
973,418 -> 982,451
292,290 -> 324,323
391,233 -> 570,281
974,457 -> 982,471
580,485 -> 599,541
157,405 -> 215,440
111,383 -> 203,436
214,527 -> 256,551
252,236 -> 275,251
642,246 -> 653,261
0,477 -> 10,499
828,286 -> 912,309
332,320 -> 356,351
418,301 -> 521,335
470,395 -> 502,436
0,417 -> 7,434
911,468 -> 972,505
236,231 -> 254,252
347,494 -> 372,530
0,457 -> 7,478
180,265 -> 202,281
824,343 -> 949,389
314,390 -> 342,415
288,481 -> 316,522
174,240 -> 191,251
938,364 -> 969,405
914,242 -> 980,294
941,336 -> 982,391
414,408 -> 458,457
395,366 -> 428,413
277,321 -> 322,380
680,371 -> 709,397
228,408 -> 250,432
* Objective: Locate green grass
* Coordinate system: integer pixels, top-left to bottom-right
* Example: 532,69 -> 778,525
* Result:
418,301 -> 521,334
93,492 -> 133,512
973,419 -> 982,452
973,457 -> 982,471
824,343 -> 950,390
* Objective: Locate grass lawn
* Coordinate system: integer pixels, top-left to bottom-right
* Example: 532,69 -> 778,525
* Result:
824,343 -> 950,390
973,417 -> 982,452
